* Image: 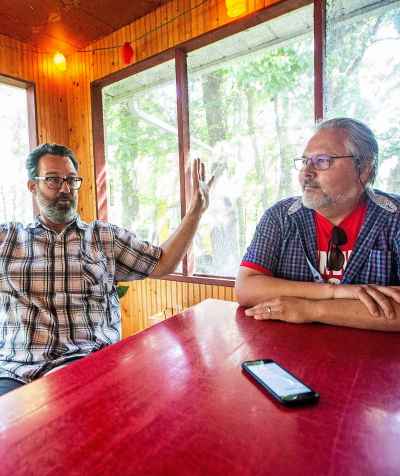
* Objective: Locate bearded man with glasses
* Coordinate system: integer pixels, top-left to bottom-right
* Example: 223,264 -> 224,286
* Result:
236,117 -> 400,332
0,143 -> 214,396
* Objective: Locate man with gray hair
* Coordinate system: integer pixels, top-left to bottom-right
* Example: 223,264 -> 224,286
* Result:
236,117 -> 400,331
0,143 -> 214,396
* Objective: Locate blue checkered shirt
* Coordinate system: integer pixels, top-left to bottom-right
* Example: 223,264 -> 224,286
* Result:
242,189 -> 400,285
0,216 -> 161,383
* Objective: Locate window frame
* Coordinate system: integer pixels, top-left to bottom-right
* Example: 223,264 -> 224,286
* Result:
0,73 -> 38,216
91,0 -> 324,286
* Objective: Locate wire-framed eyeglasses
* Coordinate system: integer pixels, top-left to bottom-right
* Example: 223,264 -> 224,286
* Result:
35,176 -> 83,190
327,226 -> 348,271
293,154 -> 355,171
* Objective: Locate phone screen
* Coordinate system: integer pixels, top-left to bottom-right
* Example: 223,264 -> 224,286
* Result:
246,361 -> 312,398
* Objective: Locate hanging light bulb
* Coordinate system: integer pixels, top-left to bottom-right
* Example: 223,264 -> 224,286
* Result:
53,51 -> 67,72
225,0 -> 247,18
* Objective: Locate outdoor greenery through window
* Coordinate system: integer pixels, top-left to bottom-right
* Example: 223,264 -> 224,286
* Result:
101,0 -> 400,281
0,80 -> 32,223
187,6 -> 314,276
325,0 -> 400,192
103,60 -> 181,257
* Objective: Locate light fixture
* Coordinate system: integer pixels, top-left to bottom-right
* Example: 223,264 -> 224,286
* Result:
121,42 -> 135,65
225,0 -> 247,18
53,51 -> 67,72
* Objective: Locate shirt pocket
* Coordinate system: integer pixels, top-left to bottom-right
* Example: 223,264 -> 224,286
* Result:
80,247 -> 107,283
365,250 -> 393,285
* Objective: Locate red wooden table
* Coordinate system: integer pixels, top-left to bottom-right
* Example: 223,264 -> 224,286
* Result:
1,299 -> 400,476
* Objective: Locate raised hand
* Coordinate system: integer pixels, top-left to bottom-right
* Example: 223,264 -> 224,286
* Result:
188,158 -> 215,215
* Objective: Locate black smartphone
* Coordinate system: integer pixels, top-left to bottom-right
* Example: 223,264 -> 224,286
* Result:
241,359 -> 319,406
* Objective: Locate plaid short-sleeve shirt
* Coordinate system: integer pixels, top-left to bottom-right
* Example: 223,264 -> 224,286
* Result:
0,216 -> 162,383
241,189 -> 400,285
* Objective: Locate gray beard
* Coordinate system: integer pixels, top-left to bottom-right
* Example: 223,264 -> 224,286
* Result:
36,191 -> 77,224
301,192 -> 333,210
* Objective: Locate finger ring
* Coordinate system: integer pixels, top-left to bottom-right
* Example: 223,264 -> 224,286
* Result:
265,305 -> 272,314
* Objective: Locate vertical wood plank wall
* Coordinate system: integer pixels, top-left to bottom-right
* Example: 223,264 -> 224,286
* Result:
0,0 -> 282,337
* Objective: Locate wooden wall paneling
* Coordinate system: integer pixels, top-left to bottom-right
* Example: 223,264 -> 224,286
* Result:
120,283 -> 131,337
161,280 -> 168,318
208,0 -> 219,31
172,1 -> 180,46
216,0 -> 228,26
99,43 -> 107,80
137,280 -> 145,330
185,0 -> 193,41
151,278 -> 158,316
193,280 -> 201,305
84,51 -> 96,210
171,280 -> 178,312
155,5 -> 162,53
137,16 -> 147,61
33,53 -> 44,144
148,9 -> 157,57
166,0 -> 174,49
218,285 -> 225,300
112,29 -> 122,73
182,281 -> 189,309
177,0 -> 186,43
145,278 -> 152,324
187,282 -> 194,306
159,279 -> 166,318
7,39 -> 16,78
0,37 -> 5,75
41,57 -> 51,143
165,277 -> 173,317
212,285 -> 219,299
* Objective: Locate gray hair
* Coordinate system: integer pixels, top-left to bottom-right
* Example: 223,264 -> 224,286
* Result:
317,117 -> 378,185
26,143 -> 78,180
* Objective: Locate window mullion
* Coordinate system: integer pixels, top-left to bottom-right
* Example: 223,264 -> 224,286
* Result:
314,0 -> 326,121
175,48 -> 193,276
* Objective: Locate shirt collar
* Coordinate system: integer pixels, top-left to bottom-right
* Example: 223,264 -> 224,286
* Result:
27,214 -> 86,231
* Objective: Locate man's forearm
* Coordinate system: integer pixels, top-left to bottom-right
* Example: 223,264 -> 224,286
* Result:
151,209 -> 202,277
235,272 -> 334,306
311,299 -> 400,331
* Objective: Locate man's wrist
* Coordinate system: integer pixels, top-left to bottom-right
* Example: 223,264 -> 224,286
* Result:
309,299 -> 322,323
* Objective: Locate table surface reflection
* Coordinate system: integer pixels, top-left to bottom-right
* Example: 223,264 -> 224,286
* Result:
1,298 -> 400,476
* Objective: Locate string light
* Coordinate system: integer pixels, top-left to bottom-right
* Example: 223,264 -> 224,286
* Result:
0,0 -> 212,60
53,51 -> 67,71
121,42 -> 134,65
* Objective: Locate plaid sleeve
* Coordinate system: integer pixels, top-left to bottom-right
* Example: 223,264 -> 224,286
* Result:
241,207 -> 283,276
111,225 -> 162,281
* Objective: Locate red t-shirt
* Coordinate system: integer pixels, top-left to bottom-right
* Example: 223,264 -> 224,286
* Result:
315,203 -> 367,283
241,203 -> 367,283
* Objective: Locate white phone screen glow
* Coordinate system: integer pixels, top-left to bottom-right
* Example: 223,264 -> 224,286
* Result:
250,362 -> 310,397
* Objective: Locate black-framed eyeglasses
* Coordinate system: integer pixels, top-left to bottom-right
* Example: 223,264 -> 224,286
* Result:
293,154 -> 355,171
327,226 -> 348,271
35,176 -> 83,190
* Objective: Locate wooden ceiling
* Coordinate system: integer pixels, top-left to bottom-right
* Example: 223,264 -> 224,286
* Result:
0,0 -> 170,54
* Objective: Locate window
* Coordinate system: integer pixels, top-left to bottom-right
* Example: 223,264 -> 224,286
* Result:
103,60 -> 181,250
0,78 -> 35,222
325,0 -> 400,192
187,6 -> 314,276
95,0 -> 400,283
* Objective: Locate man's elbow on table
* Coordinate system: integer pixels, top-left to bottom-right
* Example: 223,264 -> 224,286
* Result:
235,266 -> 272,307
